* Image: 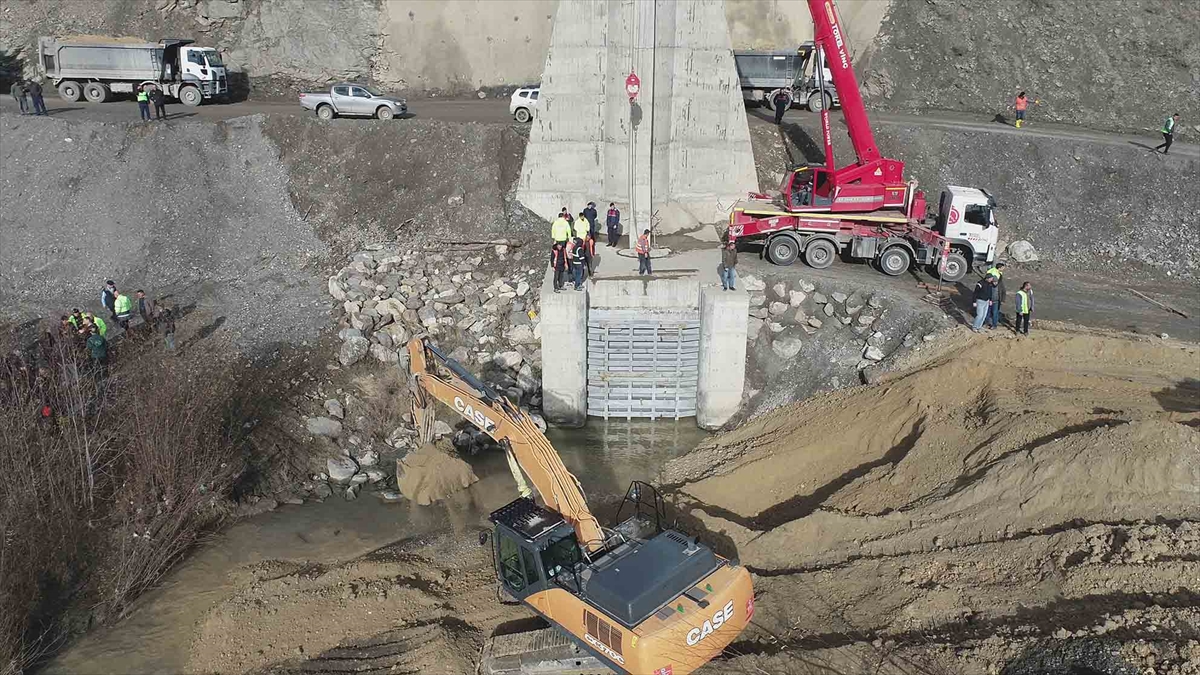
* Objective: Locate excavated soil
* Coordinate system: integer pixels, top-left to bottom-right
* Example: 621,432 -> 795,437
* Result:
397,442 -> 481,506
175,326 -> 1200,675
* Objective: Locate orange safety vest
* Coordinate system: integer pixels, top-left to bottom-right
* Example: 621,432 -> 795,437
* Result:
1015,96 -> 1028,111
635,234 -> 650,255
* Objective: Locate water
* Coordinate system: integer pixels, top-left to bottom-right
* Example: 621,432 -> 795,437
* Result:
44,419 -> 707,675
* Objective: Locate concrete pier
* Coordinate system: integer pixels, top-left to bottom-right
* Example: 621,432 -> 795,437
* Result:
517,0 -> 756,237
697,285 -> 749,429
539,271 -> 589,427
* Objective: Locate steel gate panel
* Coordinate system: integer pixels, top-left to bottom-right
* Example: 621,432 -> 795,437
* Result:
586,310 -> 700,420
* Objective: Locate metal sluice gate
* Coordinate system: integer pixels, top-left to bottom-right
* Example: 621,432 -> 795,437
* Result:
586,309 -> 699,420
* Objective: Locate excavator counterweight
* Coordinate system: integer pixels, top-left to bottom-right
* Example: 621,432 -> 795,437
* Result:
406,337 -> 754,675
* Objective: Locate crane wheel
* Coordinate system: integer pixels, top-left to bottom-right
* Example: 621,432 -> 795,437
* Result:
766,236 -> 799,266
879,246 -> 912,276
804,239 -> 836,269
938,251 -> 970,283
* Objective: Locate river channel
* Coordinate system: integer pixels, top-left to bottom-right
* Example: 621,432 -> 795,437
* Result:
45,419 -> 708,675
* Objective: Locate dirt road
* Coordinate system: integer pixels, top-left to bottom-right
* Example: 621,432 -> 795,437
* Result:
0,95 -> 517,125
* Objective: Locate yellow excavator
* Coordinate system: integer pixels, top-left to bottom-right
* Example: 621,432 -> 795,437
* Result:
406,337 -> 754,675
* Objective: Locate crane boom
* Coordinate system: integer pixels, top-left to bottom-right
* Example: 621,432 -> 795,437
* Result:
808,0 -> 879,165
406,338 -> 607,553
805,0 -> 905,192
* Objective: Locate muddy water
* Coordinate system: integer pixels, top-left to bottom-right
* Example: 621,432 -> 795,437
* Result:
45,420 -> 707,675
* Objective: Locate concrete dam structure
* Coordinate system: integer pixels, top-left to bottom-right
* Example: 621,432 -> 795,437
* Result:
517,0 -> 758,237
540,263 -> 749,430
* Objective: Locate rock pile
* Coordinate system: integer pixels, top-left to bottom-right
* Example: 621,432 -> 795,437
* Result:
290,242 -> 546,503
326,244 -> 543,403
742,273 -> 909,370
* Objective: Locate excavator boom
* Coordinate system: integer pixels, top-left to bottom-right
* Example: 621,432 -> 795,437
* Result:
407,338 -> 607,552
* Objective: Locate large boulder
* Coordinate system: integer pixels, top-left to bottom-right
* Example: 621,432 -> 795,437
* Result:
741,274 -> 767,292
306,416 -> 343,437
1008,240 -> 1039,262
771,336 -> 803,358
339,336 -> 370,366
327,456 -> 358,483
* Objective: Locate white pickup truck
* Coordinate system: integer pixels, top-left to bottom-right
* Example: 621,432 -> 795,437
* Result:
299,82 -> 408,120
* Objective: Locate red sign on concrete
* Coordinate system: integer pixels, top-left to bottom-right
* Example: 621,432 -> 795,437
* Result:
625,72 -> 641,102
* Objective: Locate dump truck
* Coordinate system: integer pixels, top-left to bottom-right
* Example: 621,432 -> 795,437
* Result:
37,35 -> 228,106
733,42 -> 839,112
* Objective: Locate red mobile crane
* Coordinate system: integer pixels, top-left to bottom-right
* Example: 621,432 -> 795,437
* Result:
729,0 -> 1000,283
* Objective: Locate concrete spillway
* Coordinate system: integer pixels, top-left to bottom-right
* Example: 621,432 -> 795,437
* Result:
517,0 -> 758,238
540,269 -> 748,430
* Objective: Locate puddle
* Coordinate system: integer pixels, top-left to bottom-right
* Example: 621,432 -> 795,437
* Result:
44,419 -> 707,675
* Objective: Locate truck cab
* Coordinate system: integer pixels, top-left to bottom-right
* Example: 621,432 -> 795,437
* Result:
175,44 -> 226,98
934,186 -> 999,270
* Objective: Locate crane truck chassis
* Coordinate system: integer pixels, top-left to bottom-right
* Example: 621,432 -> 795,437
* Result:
731,0 -> 999,282
407,337 -> 753,675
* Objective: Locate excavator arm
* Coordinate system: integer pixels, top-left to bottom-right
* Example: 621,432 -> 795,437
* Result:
406,337 -> 607,553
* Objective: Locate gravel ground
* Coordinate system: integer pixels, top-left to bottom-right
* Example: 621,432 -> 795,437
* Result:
0,111 -> 329,350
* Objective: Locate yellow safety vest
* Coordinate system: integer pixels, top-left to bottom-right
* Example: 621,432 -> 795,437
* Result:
574,217 -> 589,239
551,217 -> 571,242
137,91 -> 149,102
1015,290 -> 1030,314
985,266 -> 1002,279
89,315 -> 108,336
114,293 -> 132,315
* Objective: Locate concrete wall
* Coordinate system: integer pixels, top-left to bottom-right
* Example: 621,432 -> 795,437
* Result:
697,285 -> 749,429
539,269 -> 589,426
589,278 -> 700,309
518,0 -> 756,236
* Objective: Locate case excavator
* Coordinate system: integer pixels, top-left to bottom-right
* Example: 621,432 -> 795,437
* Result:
407,337 -> 754,675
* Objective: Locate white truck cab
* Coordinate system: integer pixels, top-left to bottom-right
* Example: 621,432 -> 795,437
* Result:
178,45 -> 226,98
935,186 -> 999,272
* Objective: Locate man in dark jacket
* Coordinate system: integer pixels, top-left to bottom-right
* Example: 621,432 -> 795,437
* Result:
101,281 -> 118,321
605,203 -> 621,247
150,86 -> 167,120
772,89 -> 792,125
550,242 -> 567,293
27,79 -> 47,116
971,276 -> 996,333
136,289 -> 156,332
583,202 -> 598,235
720,239 -> 738,290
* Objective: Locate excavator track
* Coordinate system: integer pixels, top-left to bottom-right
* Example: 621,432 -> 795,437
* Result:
479,627 -> 612,675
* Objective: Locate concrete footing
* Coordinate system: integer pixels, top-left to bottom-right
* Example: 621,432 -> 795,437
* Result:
697,285 -> 749,429
539,271 -> 589,427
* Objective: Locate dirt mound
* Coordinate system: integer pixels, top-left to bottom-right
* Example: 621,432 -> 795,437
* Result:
397,442 -> 480,506
187,537 -> 517,675
661,327 -> 1200,673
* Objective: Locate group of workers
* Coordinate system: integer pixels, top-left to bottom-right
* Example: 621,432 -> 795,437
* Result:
9,78 -> 48,116
58,280 -> 176,371
971,262 -> 1034,335
549,201 -> 652,291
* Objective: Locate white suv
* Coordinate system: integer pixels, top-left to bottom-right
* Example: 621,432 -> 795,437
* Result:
510,86 -> 539,123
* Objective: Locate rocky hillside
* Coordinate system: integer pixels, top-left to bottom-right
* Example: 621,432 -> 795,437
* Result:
859,0 -> 1200,133
0,112 -> 540,348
